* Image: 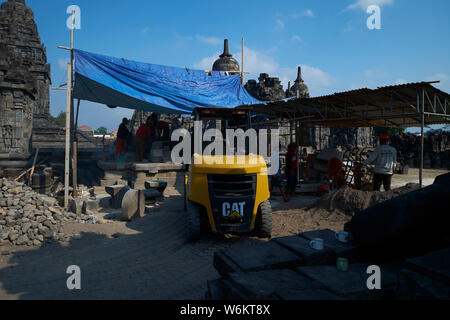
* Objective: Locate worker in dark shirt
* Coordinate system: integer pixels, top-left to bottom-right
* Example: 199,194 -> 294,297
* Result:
135,117 -> 152,162
285,143 -> 298,200
116,118 -> 132,157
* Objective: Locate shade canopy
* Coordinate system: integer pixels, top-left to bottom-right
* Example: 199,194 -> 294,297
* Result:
239,82 -> 450,128
72,49 -> 261,114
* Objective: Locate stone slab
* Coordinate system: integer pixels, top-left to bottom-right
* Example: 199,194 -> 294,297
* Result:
299,229 -> 362,262
272,288 -> 342,300
221,279 -> 249,300
273,235 -> 335,266
296,263 -> 398,300
206,279 -> 225,300
214,242 -> 304,276
214,251 -> 245,276
225,269 -> 324,300
395,268 -> 450,300
404,247 -> 450,285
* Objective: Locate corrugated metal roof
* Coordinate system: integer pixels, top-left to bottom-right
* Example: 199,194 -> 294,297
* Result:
238,82 -> 450,128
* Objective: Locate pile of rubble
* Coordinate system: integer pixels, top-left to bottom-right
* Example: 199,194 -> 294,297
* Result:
310,183 -> 420,216
0,178 -> 95,247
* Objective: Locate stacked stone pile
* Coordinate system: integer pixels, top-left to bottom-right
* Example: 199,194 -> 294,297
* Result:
0,177 -> 94,247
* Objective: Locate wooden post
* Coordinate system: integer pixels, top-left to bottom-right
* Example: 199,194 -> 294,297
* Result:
70,9 -> 78,198
28,148 -> 40,186
64,62 -> 72,208
58,9 -> 76,207
241,38 -> 244,85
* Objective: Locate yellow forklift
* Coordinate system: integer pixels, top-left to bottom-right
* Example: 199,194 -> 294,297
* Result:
184,108 -> 272,241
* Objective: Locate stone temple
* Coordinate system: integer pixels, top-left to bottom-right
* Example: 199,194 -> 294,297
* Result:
0,0 -> 51,174
0,0 -> 97,177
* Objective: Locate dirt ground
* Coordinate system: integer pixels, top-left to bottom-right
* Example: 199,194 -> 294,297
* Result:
0,169 -> 447,300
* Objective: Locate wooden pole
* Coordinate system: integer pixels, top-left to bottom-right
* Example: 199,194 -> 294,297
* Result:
241,38 -> 244,85
28,148 -> 40,186
70,9 -> 78,198
15,168 -> 32,182
64,62 -> 72,208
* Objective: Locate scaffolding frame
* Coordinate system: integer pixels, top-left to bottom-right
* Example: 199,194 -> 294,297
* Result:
239,82 -> 450,187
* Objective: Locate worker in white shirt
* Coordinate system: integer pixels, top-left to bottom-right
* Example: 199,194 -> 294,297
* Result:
363,133 -> 398,191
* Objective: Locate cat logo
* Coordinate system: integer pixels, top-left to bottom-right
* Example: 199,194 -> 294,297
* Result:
222,202 -> 245,218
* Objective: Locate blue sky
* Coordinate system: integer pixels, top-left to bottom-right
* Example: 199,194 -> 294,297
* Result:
3,0 -> 449,131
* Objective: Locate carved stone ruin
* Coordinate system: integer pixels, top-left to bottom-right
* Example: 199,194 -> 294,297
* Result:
0,0 -> 51,175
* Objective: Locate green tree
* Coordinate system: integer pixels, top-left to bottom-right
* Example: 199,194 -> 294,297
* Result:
49,111 -> 66,127
95,127 -> 108,135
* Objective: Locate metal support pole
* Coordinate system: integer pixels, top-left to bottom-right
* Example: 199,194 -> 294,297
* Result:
296,121 -> 300,181
64,62 -> 72,208
420,89 -> 425,188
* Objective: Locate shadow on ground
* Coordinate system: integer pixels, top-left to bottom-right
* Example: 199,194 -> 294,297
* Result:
0,193 -> 264,300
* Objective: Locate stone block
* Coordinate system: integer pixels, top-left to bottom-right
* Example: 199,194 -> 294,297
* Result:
143,189 -> 162,201
272,288 -> 342,300
214,242 -> 304,276
97,195 -> 112,208
404,247 -> 450,285
105,185 -> 129,197
299,229 -> 362,262
105,185 -> 131,209
83,199 -> 99,213
296,263 -> 398,300
121,189 -> 146,221
224,269 -> 325,300
206,279 -> 225,300
144,180 -> 168,193
70,199 -> 84,215
273,235 -> 335,266
395,268 -> 450,300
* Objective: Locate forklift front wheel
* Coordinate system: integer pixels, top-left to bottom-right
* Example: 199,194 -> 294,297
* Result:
185,201 -> 201,242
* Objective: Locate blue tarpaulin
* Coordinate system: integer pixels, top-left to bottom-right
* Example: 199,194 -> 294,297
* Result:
73,49 -> 261,114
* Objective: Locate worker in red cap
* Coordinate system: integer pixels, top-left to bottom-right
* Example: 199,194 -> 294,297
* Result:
363,133 -> 397,191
